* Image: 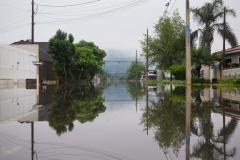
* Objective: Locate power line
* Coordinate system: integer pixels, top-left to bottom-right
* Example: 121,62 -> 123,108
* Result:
0,16 -> 30,30
0,23 -> 30,35
0,2 -> 31,13
36,0 -> 142,17
36,0 -> 101,8
36,0 -> 146,24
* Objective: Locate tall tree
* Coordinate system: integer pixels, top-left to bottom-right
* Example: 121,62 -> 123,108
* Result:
127,62 -> 145,80
49,30 -> 75,82
191,0 -> 238,53
73,40 -> 106,81
141,11 -> 185,70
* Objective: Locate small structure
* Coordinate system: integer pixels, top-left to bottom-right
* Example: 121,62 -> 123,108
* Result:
201,45 -> 240,81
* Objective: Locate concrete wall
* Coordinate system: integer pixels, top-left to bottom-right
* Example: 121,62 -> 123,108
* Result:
226,52 -> 240,64
223,89 -> 240,102
223,68 -> 240,77
0,44 -> 37,81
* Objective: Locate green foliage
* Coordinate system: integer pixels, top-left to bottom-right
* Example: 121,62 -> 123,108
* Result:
127,62 -> 145,80
192,76 -> 210,84
192,47 -> 214,77
127,82 -> 145,100
48,85 -> 106,135
169,64 -> 185,80
141,91 -> 186,153
72,40 -> 106,81
191,0 -> 237,51
49,30 -> 75,82
141,11 -> 185,70
49,30 -> 106,82
219,77 -> 240,86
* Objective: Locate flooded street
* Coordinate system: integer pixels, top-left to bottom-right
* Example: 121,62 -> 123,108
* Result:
1,82 -> 240,160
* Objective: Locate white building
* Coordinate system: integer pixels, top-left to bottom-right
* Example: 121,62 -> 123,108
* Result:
201,45 -> 240,81
0,44 -> 38,87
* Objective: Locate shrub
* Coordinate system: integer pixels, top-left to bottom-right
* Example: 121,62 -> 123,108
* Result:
169,64 -> 185,80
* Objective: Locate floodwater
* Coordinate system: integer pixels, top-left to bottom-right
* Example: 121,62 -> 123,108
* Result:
0,82 -> 240,160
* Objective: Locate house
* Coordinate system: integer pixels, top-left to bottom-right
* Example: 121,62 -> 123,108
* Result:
201,45 -> 240,81
12,40 -> 57,84
0,44 -> 38,87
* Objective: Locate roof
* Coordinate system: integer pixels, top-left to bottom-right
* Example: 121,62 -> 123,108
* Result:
214,45 -> 240,56
0,44 -> 36,56
11,40 -> 52,62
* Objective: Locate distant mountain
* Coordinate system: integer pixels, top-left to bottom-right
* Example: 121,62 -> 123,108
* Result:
103,49 -> 134,78
104,49 -> 134,61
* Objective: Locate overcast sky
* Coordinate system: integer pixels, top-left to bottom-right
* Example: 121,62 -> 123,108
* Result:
0,0 -> 239,58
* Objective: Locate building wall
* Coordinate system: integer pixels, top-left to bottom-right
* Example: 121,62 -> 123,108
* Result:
12,44 -> 39,57
0,45 -> 37,81
226,52 -> 240,64
224,68 -> 240,77
201,65 -> 215,81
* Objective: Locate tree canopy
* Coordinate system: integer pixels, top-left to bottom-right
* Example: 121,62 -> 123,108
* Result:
127,62 -> 145,80
191,0 -> 238,52
49,30 -> 75,82
48,30 -> 106,83
141,11 -> 185,70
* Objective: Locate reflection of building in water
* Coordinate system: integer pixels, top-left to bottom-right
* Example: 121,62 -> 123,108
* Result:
223,90 -> 240,119
0,87 -> 37,122
0,84 -> 56,122
199,87 -> 240,119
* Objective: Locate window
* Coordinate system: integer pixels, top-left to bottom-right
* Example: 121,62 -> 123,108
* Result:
225,58 -> 232,64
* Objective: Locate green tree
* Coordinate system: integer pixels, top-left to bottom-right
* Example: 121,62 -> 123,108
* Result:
169,64 -> 186,80
49,30 -> 75,82
141,11 -> 185,70
191,0 -> 238,53
192,47 -> 214,78
127,82 -> 145,100
127,62 -> 145,80
73,40 -> 106,81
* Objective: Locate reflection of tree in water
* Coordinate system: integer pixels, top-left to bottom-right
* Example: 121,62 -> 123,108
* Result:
142,90 -> 186,154
142,87 -> 238,159
191,93 -> 238,160
48,85 -> 106,135
127,82 -> 144,100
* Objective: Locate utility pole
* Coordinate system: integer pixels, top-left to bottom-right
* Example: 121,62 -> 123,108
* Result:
135,50 -> 138,112
221,7 -> 226,79
222,8 -> 226,159
185,0 -> 191,86
146,29 -> 149,80
185,0 -> 191,160
31,0 -> 35,43
31,122 -> 34,160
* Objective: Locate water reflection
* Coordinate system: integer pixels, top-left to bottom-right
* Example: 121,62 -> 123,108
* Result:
142,85 -> 240,159
48,85 -> 106,135
1,82 -> 240,160
142,85 -> 186,154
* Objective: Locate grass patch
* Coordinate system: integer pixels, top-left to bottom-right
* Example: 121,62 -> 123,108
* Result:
145,79 -> 240,88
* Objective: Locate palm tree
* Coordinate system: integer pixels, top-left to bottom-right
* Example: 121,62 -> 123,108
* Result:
191,0 -> 238,53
